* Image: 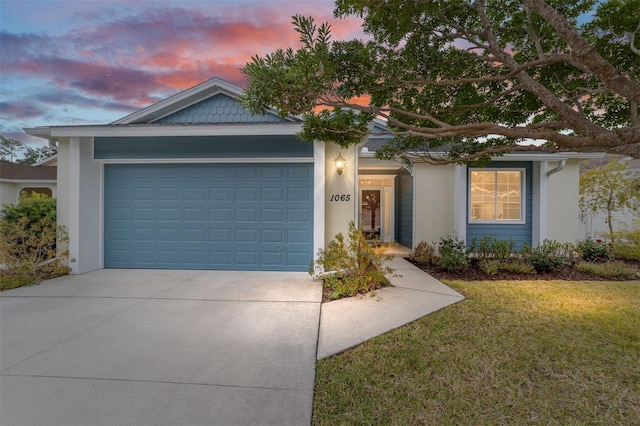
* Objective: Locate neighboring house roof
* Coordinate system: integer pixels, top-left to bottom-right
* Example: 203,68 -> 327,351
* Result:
0,161 -> 57,181
33,155 -> 58,167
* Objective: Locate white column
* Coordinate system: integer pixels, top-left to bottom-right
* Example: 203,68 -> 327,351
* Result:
532,161 -> 548,246
453,164 -> 467,241
313,141 -> 325,260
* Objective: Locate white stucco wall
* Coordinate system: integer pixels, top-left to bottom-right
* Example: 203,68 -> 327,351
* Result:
324,142 -> 358,245
412,163 -> 456,245
56,139 -> 71,266
59,137 -> 102,274
547,159 -> 581,243
0,182 -> 15,207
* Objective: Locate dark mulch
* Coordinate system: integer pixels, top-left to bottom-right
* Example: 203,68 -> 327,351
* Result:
406,258 -> 640,282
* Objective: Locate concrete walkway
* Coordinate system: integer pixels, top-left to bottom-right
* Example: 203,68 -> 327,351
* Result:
0,260 -> 462,425
317,257 -> 465,359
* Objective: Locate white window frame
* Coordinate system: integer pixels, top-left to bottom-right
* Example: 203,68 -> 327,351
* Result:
468,168 -> 526,224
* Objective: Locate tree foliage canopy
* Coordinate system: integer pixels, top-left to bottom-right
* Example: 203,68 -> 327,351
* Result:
1,136 -> 56,165
242,0 -> 640,165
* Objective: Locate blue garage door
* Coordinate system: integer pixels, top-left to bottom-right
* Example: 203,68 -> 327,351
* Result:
104,163 -> 313,271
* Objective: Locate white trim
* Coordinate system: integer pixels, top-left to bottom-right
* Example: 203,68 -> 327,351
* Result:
68,137 -> 81,272
113,78 -> 299,125
98,159 -> 104,270
468,167 -> 526,224
46,123 -> 304,138
532,161 -> 548,246
0,179 -> 56,184
313,141 -> 325,262
453,164 -> 467,240
95,157 -> 314,164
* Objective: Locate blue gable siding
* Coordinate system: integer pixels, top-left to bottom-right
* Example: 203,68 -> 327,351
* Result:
94,135 -> 312,159
156,93 -> 285,124
466,161 -> 533,250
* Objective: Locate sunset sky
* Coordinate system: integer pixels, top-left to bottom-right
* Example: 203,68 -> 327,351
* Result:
0,0 -> 364,147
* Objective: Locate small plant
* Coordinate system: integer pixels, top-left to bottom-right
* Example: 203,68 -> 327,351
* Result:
437,236 -> 468,272
523,240 -> 569,273
577,238 -> 613,263
468,236 -> 493,261
410,241 -> 439,265
311,221 -> 394,300
612,220 -> 640,261
479,259 -> 500,276
468,236 -> 516,261
575,261 -> 639,279
479,259 -> 535,276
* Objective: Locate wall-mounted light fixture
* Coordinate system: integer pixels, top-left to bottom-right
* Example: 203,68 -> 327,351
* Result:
335,152 -> 346,175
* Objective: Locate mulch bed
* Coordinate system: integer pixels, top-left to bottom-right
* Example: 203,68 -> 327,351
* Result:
406,258 -> 640,282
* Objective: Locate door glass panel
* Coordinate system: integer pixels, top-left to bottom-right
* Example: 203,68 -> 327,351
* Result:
361,189 -> 381,239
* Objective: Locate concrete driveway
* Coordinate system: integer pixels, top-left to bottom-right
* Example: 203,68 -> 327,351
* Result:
0,269 -> 322,426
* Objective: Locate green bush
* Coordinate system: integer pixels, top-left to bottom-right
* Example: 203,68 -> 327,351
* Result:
577,238 -> 613,263
311,221 -> 393,300
1,193 -> 57,263
612,222 -> 640,261
523,240 -> 572,273
437,236 -> 468,272
0,194 -> 70,288
0,269 -> 37,291
575,261 -> 639,279
468,236 -> 516,261
410,241 -> 439,265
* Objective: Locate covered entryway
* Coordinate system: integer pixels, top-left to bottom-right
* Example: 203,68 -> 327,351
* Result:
104,163 -> 313,271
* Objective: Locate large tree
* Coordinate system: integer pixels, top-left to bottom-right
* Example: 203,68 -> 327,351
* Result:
0,136 -> 24,163
242,0 -> 640,165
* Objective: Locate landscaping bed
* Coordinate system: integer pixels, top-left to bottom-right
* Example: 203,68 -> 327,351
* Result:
407,257 -> 640,282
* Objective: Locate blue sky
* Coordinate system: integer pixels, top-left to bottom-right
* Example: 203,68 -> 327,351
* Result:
0,0 -> 363,147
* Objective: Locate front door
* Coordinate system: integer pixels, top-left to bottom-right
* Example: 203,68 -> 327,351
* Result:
361,189 -> 382,240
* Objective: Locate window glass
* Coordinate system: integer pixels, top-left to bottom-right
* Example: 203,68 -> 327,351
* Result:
470,170 -> 521,221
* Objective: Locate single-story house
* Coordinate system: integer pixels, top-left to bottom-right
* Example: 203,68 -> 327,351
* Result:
0,159 -> 57,207
25,77 -> 602,274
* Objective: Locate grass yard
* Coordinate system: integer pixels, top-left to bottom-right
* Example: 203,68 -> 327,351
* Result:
313,280 -> 640,425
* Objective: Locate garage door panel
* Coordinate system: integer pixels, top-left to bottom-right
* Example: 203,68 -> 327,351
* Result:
104,163 -> 313,271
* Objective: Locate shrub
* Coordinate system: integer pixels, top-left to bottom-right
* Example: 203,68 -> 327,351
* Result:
468,236 -> 516,261
1,193 -> 57,263
311,221 -> 394,300
498,261 -> 536,274
577,238 -> 613,263
479,259 -> 535,276
410,241 -> 439,265
575,261 -> 639,279
612,222 -> 640,261
523,240 -> 571,273
468,236 -> 493,261
0,194 -> 70,289
437,236 -> 468,272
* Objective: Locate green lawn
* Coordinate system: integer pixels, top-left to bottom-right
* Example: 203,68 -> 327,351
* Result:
313,280 -> 640,425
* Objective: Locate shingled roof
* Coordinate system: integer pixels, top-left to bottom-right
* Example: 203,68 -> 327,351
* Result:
0,161 -> 57,181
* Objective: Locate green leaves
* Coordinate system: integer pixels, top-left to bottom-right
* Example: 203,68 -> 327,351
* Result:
242,0 -> 640,163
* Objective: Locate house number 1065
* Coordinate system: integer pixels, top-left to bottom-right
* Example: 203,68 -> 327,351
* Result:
330,194 -> 351,202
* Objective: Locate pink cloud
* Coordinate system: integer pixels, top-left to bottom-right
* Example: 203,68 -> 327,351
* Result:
1,1 -> 366,129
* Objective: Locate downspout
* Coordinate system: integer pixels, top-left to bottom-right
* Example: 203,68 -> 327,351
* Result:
546,160 -> 566,176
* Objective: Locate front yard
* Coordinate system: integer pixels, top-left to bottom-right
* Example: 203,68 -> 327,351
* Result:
313,279 -> 640,425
